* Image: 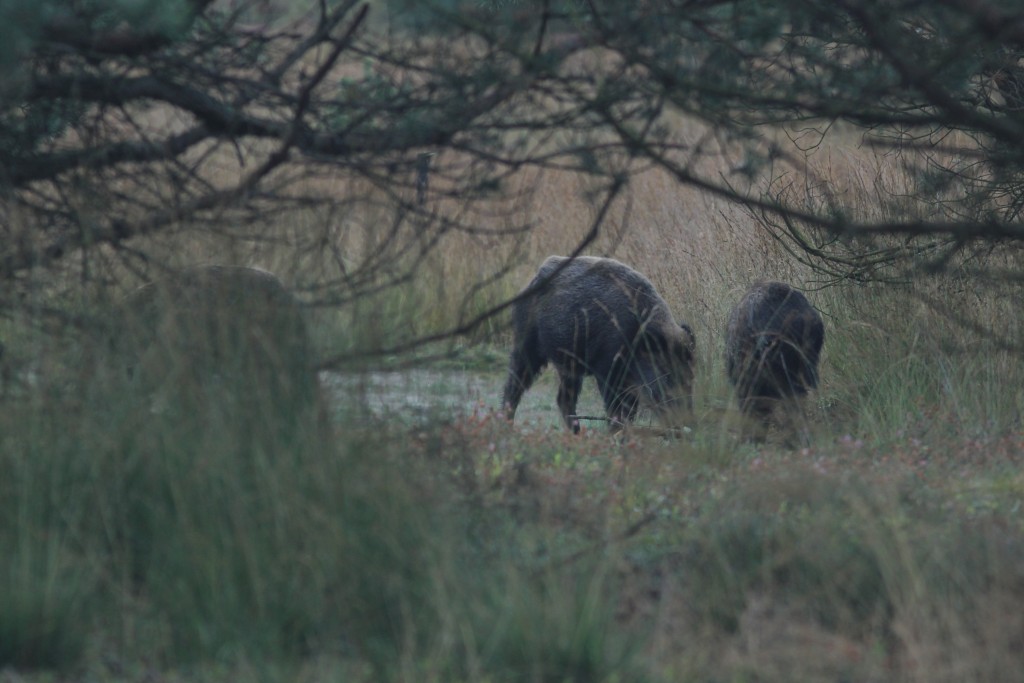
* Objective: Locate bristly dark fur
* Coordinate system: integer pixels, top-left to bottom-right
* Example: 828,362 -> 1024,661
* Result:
725,281 -> 824,438
502,255 -> 696,433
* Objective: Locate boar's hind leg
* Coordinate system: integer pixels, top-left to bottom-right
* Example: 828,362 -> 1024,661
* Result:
502,348 -> 545,421
556,372 -> 584,434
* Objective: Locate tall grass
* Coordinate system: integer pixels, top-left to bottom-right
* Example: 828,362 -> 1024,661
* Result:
237,120 -> 1024,439
0,363 -> 658,679
4,287 -> 1024,681
4,94 -> 1024,683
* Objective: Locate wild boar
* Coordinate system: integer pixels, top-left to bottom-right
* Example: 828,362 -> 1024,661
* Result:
502,255 -> 696,433
724,281 -> 824,442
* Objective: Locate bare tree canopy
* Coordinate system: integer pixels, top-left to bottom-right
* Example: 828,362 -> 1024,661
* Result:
3,0 -> 1024,344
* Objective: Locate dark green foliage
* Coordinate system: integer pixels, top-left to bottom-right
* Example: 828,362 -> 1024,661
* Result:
468,567 -> 648,683
0,98 -> 87,162
0,0 -> 198,168
0,378 -> 439,665
0,563 -> 89,670
384,0 -> 588,32
0,498 -> 94,670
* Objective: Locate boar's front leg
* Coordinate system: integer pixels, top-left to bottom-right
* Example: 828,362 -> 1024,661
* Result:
556,371 -> 584,433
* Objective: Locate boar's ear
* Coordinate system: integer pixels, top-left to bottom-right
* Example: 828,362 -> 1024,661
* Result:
663,322 -> 695,370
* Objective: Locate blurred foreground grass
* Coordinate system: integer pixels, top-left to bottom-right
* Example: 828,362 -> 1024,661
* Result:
3,99 -> 1024,682
3,346 -> 1024,682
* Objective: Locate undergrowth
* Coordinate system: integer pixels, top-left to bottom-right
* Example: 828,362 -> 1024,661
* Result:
2,72 -> 1024,683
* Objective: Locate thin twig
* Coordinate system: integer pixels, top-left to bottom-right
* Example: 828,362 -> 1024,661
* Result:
569,415 -> 692,438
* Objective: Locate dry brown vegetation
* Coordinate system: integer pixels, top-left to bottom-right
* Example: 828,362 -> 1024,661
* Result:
7,32 -> 1024,682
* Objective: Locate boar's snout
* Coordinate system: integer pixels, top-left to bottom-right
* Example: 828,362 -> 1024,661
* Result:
642,366 -> 694,427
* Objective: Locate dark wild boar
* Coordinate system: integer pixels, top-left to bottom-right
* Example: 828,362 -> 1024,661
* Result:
724,281 -> 824,442
502,255 -> 696,433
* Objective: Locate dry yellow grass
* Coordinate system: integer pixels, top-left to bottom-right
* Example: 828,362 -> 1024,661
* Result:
28,39 -> 1017,434
92,106 -> 1020,398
